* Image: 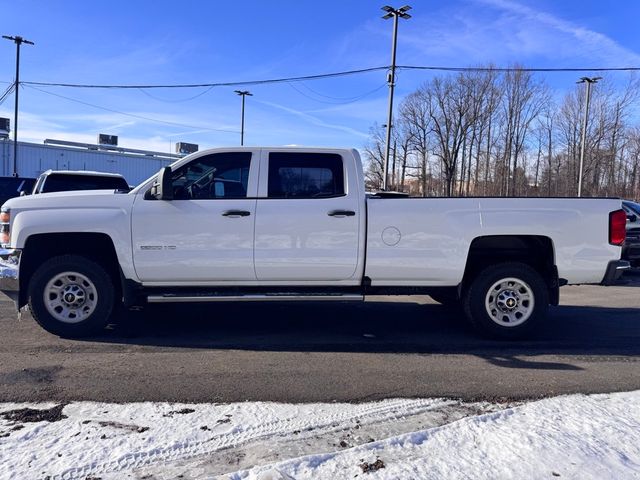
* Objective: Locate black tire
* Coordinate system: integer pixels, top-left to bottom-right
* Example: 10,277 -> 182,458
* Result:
429,288 -> 460,307
463,262 -> 549,339
28,254 -> 115,338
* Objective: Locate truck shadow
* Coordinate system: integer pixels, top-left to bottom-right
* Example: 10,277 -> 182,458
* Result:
97,299 -> 640,366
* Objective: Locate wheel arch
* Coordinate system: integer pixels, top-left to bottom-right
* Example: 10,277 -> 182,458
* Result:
19,232 -> 122,309
462,235 -> 560,305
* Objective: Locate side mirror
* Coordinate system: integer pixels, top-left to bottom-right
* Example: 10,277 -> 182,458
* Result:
19,190 -> 27,197
147,166 -> 173,200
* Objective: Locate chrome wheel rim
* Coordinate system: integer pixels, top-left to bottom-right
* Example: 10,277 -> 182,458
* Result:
44,272 -> 98,324
484,277 -> 534,327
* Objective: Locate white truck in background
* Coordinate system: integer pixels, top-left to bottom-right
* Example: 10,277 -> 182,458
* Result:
0,147 -> 629,339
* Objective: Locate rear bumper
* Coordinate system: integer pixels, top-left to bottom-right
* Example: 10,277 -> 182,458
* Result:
601,259 -> 630,285
0,248 -> 20,302
622,238 -> 640,263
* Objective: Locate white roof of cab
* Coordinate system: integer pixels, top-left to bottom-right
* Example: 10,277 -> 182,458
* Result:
41,170 -> 126,178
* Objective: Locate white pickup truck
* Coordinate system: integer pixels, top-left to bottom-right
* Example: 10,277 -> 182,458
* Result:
0,147 -> 629,339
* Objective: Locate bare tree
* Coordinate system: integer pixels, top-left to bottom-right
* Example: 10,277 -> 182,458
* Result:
363,124 -> 386,190
498,67 -> 548,196
424,75 -> 475,196
400,89 -> 432,196
364,70 -> 639,199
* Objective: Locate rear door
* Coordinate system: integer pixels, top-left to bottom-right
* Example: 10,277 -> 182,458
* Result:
254,150 -> 361,282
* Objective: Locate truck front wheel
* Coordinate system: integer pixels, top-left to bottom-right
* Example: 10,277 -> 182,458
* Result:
463,262 -> 548,339
28,255 -> 115,338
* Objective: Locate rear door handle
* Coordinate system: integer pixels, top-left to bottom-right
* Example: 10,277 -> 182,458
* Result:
222,210 -> 251,217
328,210 -> 356,217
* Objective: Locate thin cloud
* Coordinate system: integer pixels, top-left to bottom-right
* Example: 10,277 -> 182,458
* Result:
394,0 -> 640,68
257,99 -> 370,139
477,0 -> 640,65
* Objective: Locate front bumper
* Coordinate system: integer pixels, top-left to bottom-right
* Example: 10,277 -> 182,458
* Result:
0,248 -> 20,302
601,259 -> 630,285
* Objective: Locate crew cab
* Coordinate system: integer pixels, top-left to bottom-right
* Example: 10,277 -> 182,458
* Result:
0,147 -> 629,339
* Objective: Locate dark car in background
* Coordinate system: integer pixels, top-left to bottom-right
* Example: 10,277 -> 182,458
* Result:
0,176 -> 36,206
30,170 -> 130,194
622,200 -> 640,268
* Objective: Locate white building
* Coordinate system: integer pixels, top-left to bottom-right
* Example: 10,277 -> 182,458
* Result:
0,138 -> 186,185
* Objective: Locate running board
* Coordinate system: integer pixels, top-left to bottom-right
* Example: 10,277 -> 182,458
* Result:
146,293 -> 364,303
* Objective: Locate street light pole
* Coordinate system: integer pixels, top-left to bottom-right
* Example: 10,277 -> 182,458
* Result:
381,5 -> 411,191
234,90 -> 252,146
2,35 -> 35,177
577,76 -> 601,197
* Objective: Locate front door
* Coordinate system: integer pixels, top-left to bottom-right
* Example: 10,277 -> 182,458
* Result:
132,150 -> 259,283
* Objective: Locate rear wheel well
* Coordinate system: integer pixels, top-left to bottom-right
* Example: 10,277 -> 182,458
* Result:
462,235 -> 559,305
19,233 -> 121,308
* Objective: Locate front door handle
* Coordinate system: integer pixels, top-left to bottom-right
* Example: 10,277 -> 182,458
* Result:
328,210 -> 356,217
222,210 -> 251,217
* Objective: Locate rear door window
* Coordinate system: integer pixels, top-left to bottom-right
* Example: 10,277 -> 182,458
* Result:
267,152 -> 344,199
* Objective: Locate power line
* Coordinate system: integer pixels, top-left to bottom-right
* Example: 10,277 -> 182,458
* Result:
287,81 -> 388,104
0,82 -> 15,105
11,64 -> 640,90
137,85 -> 217,103
399,65 -> 640,72
20,66 -> 388,89
24,84 -> 239,133
294,80 -> 385,101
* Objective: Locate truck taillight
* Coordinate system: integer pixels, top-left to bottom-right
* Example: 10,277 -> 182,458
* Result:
0,208 -> 10,248
609,209 -> 626,246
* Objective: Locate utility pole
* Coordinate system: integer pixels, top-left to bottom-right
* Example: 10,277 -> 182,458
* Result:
577,76 -> 601,197
381,5 -> 411,191
2,35 -> 35,177
234,90 -> 252,146
382,123 -> 397,190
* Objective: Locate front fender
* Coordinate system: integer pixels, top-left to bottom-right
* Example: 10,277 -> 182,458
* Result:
12,207 -> 136,281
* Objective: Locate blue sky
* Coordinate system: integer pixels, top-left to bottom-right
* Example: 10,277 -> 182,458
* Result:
1,0 -> 640,153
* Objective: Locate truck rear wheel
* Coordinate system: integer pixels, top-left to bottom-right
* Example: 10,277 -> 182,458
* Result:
463,262 -> 548,339
28,255 -> 115,338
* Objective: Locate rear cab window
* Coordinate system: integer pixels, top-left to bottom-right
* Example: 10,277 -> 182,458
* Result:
267,152 -> 345,199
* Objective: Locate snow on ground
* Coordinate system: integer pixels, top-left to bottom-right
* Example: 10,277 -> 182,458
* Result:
226,391 -> 640,480
0,392 -> 638,480
0,397 -> 496,480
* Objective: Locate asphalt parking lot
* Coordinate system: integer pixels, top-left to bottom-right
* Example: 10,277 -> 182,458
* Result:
0,271 -> 639,403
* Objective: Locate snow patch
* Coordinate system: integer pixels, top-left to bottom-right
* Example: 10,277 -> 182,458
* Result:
0,398 -> 460,480
227,391 -> 640,480
1,392 -> 638,480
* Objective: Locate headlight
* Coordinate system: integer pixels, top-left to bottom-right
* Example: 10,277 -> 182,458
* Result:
0,208 -> 10,248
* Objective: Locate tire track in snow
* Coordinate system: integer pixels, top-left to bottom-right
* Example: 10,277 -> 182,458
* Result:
55,398 -> 456,479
